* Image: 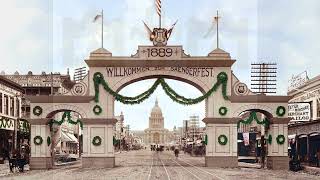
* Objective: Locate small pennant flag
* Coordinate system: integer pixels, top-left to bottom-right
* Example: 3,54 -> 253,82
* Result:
166,20 -> 178,39
155,0 -> 161,17
93,14 -> 102,22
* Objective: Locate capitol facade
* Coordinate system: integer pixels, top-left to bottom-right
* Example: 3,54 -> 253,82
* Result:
144,99 -> 171,145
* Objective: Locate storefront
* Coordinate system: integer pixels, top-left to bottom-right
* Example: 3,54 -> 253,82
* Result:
0,76 -> 24,163
288,74 -> 320,166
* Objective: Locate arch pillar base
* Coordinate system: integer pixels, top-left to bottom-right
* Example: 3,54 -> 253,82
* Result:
205,156 -> 237,168
267,156 -> 289,170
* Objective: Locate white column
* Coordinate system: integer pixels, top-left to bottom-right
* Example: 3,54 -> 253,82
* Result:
312,99 -> 317,120
1,93 -> 3,114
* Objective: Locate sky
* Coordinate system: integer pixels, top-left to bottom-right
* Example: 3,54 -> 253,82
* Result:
1,0 -> 320,130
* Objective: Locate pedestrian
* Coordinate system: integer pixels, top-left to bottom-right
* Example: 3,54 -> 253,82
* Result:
260,136 -> 266,168
316,148 -> 320,167
174,147 -> 179,159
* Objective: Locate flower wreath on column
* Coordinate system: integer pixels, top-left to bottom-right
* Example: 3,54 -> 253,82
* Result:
47,136 -> 51,146
218,107 -> 228,116
34,136 -> 43,145
93,105 -> 102,115
276,106 -> 286,117
218,134 -> 228,145
92,136 -> 102,146
33,106 -> 43,116
276,134 -> 285,145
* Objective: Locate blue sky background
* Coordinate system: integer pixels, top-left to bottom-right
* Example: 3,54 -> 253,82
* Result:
1,0 -> 320,130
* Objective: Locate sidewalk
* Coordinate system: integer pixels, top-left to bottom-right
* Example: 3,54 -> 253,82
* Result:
303,165 -> 320,175
0,161 -> 30,177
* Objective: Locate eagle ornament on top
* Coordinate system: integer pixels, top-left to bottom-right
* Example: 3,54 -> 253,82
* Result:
143,21 -> 177,47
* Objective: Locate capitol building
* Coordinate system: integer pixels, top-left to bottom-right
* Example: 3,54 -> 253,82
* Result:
143,99 -> 172,145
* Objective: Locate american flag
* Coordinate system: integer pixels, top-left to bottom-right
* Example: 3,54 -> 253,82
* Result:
155,0 -> 161,17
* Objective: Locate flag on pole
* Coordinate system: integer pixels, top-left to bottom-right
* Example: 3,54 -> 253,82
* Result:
166,20 -> 178,39
93,14 -> 102,22
155,0 -> 161,17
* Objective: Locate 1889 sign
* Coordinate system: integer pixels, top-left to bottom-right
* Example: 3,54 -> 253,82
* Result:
137,46 -> 182,59
147,48 -> 173,57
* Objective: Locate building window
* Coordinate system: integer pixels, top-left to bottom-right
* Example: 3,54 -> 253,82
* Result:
10,97 -> 14,116
4,95 -> 8,115
317,100 -> 320,119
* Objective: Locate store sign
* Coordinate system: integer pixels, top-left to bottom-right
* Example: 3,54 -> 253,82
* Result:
288,103 -> 311,121
0,117 -> 15,130
288,71 -> 308,92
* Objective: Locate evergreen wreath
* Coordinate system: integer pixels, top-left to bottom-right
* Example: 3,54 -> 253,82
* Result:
33,106 -> 43,116
276,106 -> 286,117
93,71 -> 229,105
276,135 -> 285,145
219,107 -> 228,116
47,136 -> 51,146
93,105 -> 102,115
92,136 -> 102,146
218,134 -> 228,145
34,136 -> 43,145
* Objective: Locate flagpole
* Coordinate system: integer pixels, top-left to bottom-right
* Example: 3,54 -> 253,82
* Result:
159,14 -> 161,28
216,10 -> 219,49
101,9 -> 104,48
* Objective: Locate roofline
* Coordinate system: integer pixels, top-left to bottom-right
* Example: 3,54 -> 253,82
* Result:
287,75 -> 320,95
0,75 -> 24,93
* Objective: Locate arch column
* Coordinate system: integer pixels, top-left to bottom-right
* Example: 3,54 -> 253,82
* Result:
203,118 -> 239,168
266,117 -> 290,170
81,118 -> 117,168
29,118 -> 53,170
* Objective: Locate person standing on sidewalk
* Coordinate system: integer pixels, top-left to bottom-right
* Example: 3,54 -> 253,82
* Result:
316,148 -> 320,167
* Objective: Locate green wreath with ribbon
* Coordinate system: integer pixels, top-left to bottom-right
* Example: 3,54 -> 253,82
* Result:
219,107 -> 228,116
218,134 -> 228,145
276,106 -> 286,117
47,136 -> 51,146
34,136 -> 43,145
93,71 -> 229,105
33,106 -> 43,116
93,105 -> 102,115
276,135 -> 285,145
92,136 -> 102,146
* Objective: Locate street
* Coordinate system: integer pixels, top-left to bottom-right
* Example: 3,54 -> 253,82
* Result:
1,149 -> 319,180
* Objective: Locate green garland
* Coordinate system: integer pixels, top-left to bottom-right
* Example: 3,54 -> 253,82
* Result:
218,134 -> 228,145
34,136 -> 43,145
93,105 -> 102,115
276,106 -> 286,117
48,111 -> 83,130
47,136 -> 51,146
237,112 -> 270,128
93,71 -> 229,105
33,106 -> 43,116
267,134 -> 272,145
92,136 -> 102,146
219,107 -> 228,116
204,134 -> 208,145
276,135 -> 285,145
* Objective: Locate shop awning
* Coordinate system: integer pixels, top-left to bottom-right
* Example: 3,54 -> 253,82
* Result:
309,132 -> 320,137
288,134 -> 296,139
61,131 -> 73,142
66,133 -> 78,143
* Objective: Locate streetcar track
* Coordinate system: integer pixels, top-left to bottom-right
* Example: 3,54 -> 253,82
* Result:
179,158 -> 226,180
147,154 -> 154,180
171,158 -> 202,180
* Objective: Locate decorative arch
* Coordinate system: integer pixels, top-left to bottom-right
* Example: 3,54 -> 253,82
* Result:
41,104 -> 88,119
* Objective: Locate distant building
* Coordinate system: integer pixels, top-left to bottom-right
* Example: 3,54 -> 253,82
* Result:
0,75 -> 25,162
